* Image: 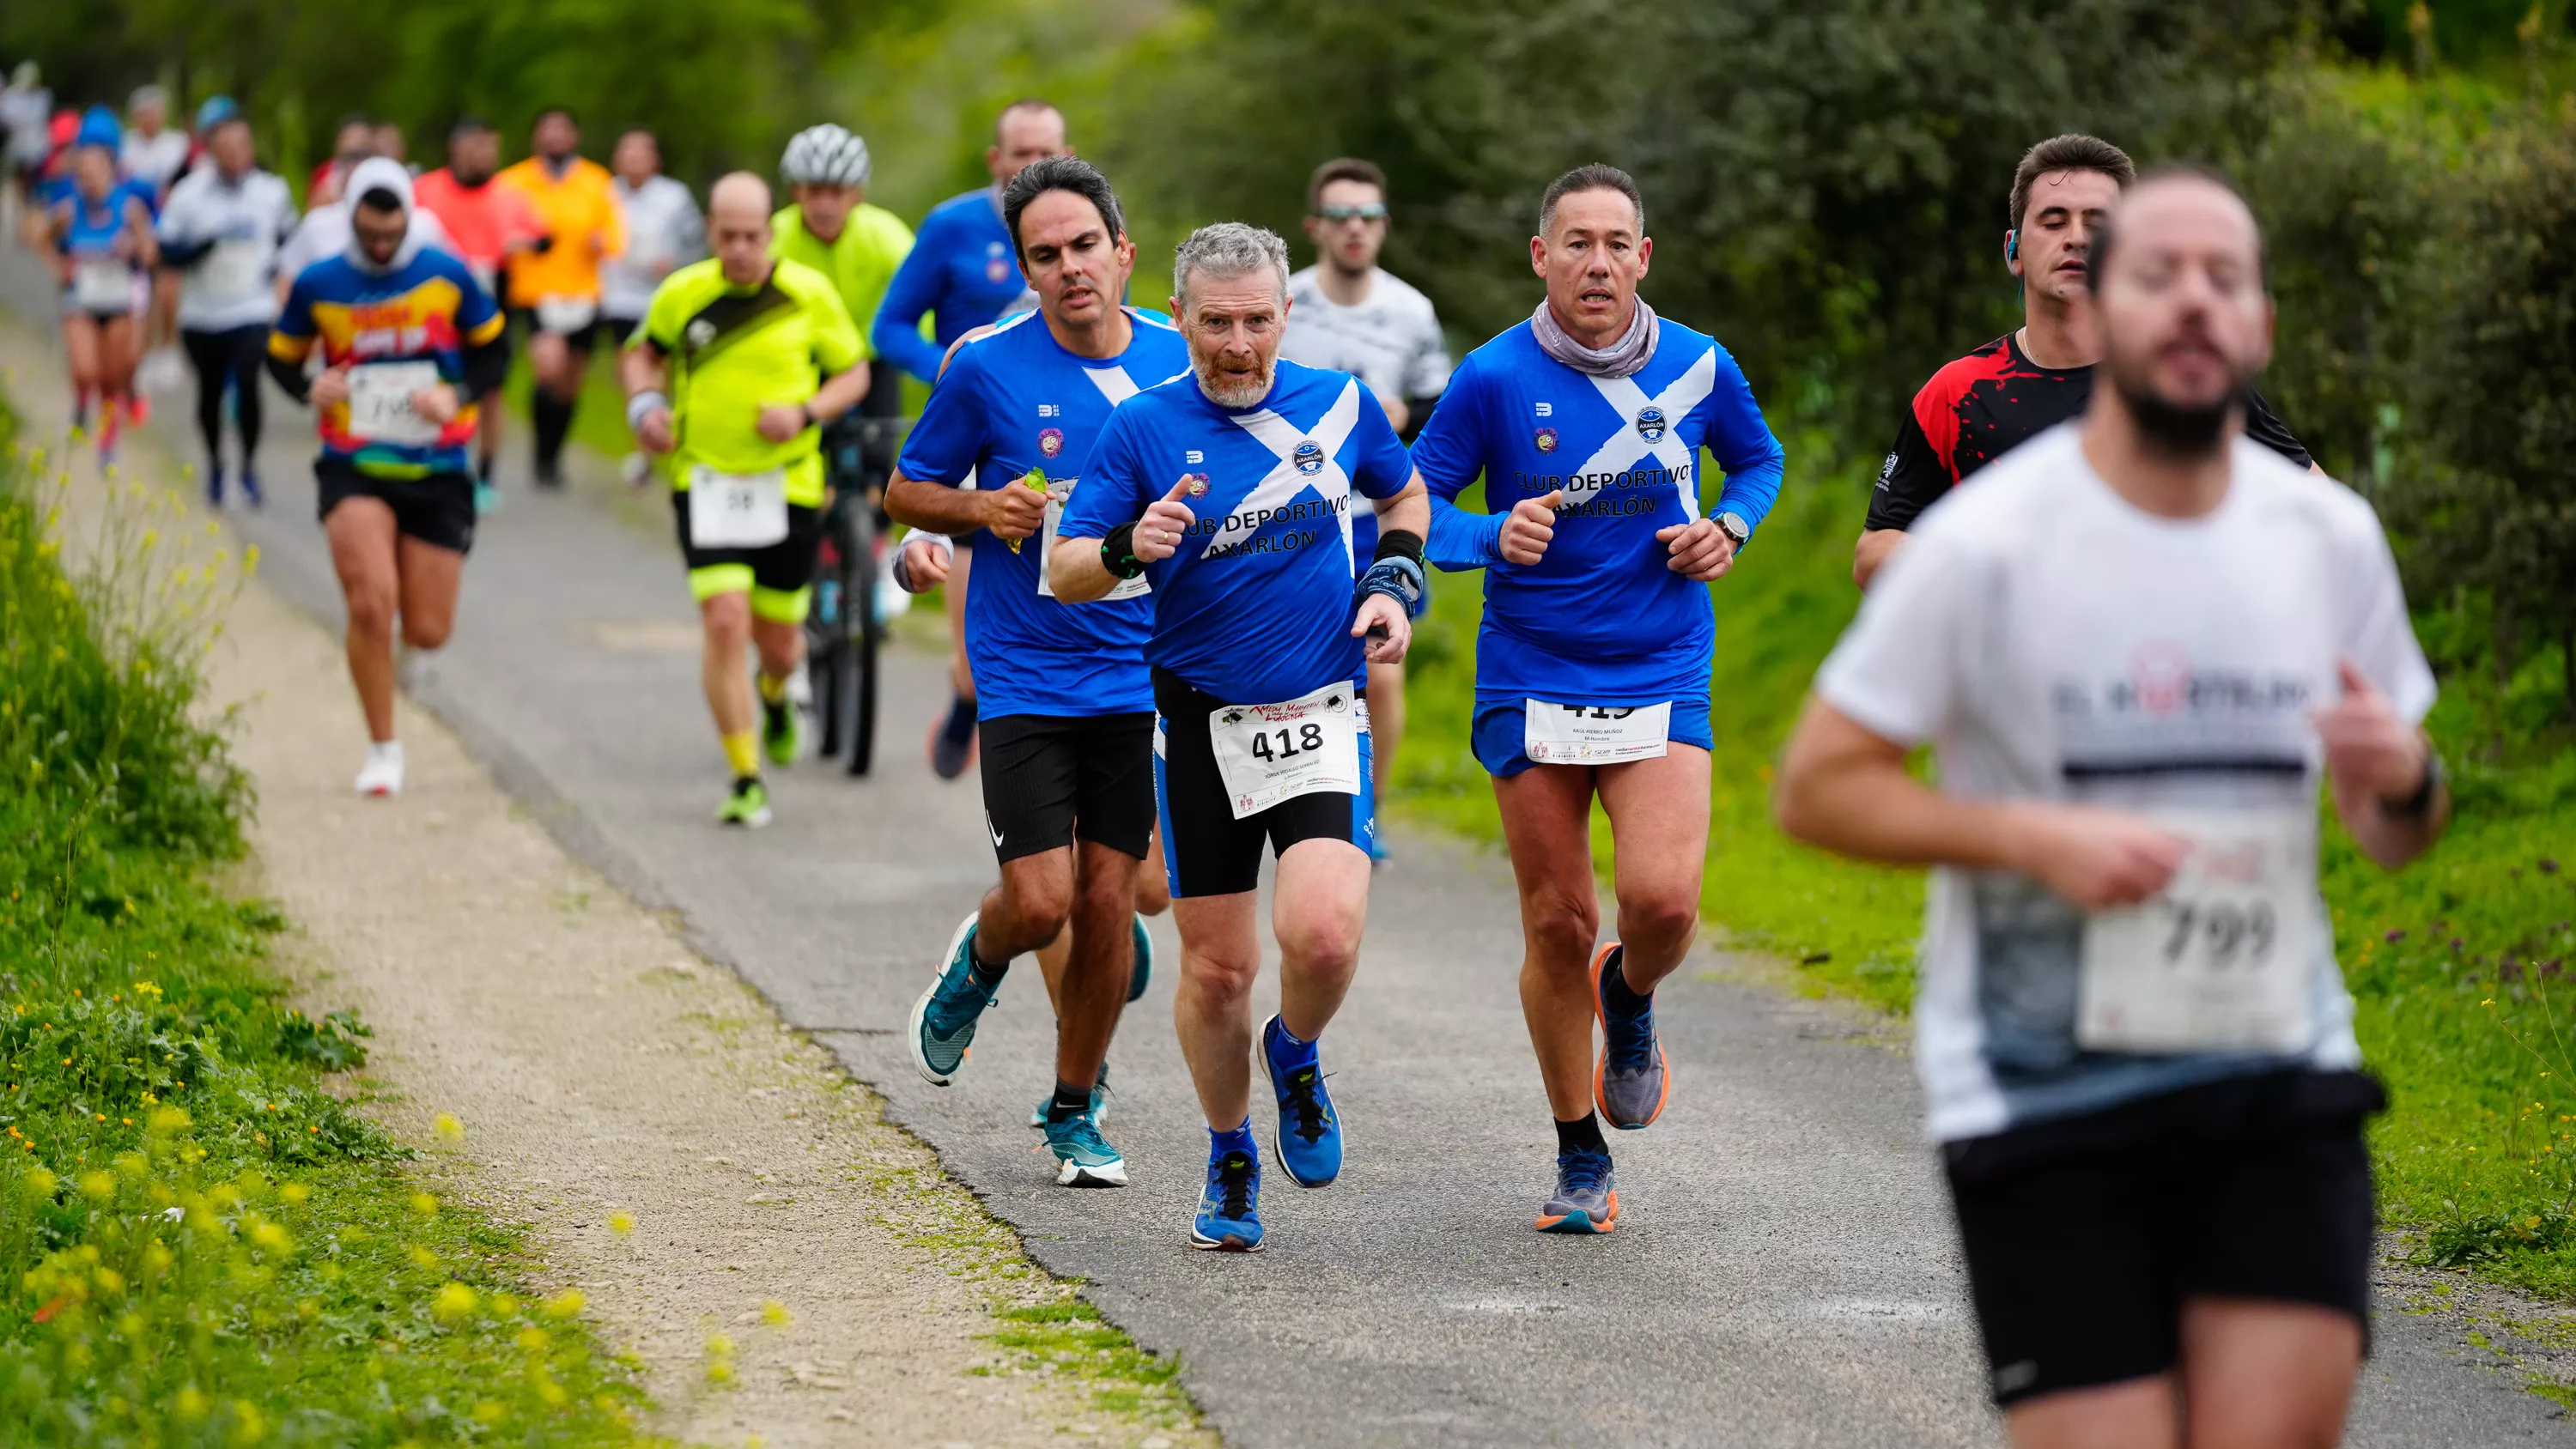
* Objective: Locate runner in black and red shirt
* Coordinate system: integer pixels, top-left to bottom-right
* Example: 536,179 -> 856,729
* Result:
1853,134 -> 2315,589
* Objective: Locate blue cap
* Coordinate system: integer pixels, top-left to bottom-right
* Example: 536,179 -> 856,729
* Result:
195,95 -> 240,132
75,103 -> 120,150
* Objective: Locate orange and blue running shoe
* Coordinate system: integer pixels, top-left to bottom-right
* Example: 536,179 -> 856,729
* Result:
1591,943 -> 1670,1130
1536,1148 -> 1619,1234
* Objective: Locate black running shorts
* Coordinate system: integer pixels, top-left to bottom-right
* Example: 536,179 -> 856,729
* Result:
977,711 -> 1157,864
316,458 -> 477,555
1944,1069 -> 2384,1408
1151,668 -> 1374,900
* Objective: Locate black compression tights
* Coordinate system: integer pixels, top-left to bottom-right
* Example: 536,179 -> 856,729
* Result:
180,324 -> 269,468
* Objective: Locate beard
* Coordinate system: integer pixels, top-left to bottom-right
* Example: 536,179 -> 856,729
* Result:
1193,352 -> 1273,409
2106,348 -> 2250,462
453,167 -> 492,188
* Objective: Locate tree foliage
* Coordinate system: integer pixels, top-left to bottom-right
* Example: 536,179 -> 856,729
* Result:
1102,0 -> 2309,436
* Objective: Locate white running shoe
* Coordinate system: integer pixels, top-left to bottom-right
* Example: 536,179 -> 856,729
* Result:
354,742 -> 405,797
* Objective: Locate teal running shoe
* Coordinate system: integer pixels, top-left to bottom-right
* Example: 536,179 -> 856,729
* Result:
908,912 -> 999,1086
1262,1015 -> 1342,1188
1043,1111 -> 1128,1188
1189,1146 -> 1264,1252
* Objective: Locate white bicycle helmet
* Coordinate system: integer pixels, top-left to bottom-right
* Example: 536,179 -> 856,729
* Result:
781,124 -> 872,188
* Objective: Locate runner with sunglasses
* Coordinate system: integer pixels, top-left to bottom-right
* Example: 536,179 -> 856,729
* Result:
1281,158 -> 1450,864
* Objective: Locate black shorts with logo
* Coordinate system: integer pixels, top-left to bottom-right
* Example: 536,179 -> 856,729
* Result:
1944,1069 -> 2384,1408
316,458 -> 477,555
1151,668 -> 1373,900
978,712 -> 1157,864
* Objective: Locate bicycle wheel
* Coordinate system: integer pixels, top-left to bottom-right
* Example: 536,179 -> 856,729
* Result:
846,497 -> 883,777
808,512 -> 849,760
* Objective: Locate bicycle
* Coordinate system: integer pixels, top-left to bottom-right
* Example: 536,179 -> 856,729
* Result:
806,412 -> 908,775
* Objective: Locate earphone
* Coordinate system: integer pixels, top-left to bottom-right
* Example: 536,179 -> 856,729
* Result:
2006,230 -> 2020,264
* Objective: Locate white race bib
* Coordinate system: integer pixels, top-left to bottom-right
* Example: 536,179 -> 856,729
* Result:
1207,682 -> 1364,820
534,295 -> 598,334
345,361 -> 444,446
200,239 -> 266,300
71,259 -> 133,312
2077,809 -> 2320,1055
1523,700 -> 1671,766
1036,477 -> 1147,602
687,464 -> 790,549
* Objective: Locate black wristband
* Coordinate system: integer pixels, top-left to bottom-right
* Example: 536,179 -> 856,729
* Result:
1374,528 -> 1425,567
2379,749 -> 2445,820
1101,523 -> 1146,579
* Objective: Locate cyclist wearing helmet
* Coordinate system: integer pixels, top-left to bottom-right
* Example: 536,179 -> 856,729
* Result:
773,124 -> 914,487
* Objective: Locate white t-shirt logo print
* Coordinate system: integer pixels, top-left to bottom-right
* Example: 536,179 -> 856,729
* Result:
1562,349 -> 1719,513
1203,377 -> 1364,563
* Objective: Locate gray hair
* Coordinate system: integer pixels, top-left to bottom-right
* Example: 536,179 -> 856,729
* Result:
1173,222 -> 1290,310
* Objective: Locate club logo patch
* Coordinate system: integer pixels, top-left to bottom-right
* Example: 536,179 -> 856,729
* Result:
1635,406 -> 1667,443
1183,473 -> 1210,497
1038,427 -> 1064,458
684,318 -> 717,349
1293,440 -> 1326,475
1534,427 -> 1558,452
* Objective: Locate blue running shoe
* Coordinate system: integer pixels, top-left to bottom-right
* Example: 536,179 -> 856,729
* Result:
204,467 -> 226,509
1030,1064 -> 1112,1130
1536,1149 -> 1619,1234
908,912 -> 1000,1086
1189,1145 -> 1264,1252
1591,943 -> 1669,1130
1262,1015 -> 1342,1187
1043,1111 -> 1128,1188
1128,914 -> 1154,1003
240,468 -> 264,511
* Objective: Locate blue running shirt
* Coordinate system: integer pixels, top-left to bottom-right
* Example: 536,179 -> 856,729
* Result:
897,306 -> 1188,719
1411,319 -> 1786,706
1060,359 -> 1414,704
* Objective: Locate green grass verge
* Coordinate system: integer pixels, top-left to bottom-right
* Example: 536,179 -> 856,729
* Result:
0,408 -> 662,1446
1387,440 -> 2576,1299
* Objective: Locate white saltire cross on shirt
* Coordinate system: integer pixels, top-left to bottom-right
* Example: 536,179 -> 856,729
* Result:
1558,347 -> 1719,517
1203,375 -> 1364,566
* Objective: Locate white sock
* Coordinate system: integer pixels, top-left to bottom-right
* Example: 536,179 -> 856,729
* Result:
368,739 -> 404,766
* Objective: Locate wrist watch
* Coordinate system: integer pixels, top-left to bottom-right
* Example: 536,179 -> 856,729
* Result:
1715,512 -> 1751,548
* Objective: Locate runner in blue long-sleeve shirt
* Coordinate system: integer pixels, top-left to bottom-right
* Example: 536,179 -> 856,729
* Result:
872,99 -> 1071,779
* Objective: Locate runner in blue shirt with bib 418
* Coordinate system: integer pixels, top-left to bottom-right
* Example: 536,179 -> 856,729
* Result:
1053,221 -> 1431,1254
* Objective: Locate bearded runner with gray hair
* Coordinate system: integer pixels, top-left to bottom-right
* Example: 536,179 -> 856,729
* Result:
1052,220 -> 1430,1253
1410,162 -> 1785,1237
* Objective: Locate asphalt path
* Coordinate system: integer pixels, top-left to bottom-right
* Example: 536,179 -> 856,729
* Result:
7,247 -> 2567,1446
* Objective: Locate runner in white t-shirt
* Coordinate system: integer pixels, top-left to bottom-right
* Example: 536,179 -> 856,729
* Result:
155,112 -> 296,506
1775,168 -> 2449,1449
1279,157 -> 1451,863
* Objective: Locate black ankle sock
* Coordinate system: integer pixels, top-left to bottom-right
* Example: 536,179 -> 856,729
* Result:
1555,1112 -> 1608,1156
532,391 -> 573,474
1047,1079 -> 1093,1125
965,937 -> 1010,991
1599,945 -> 1652,1016
939,692 -> 978,745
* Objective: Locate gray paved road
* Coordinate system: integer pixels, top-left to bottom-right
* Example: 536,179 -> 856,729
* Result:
7,250 -> 2566,1445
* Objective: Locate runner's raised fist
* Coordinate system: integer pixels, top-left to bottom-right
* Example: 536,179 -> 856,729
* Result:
1500,489 -> 1561,566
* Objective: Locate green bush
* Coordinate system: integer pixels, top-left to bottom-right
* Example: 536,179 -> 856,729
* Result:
0,412 -> 657,1444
